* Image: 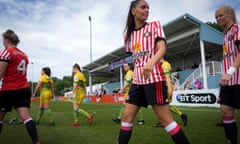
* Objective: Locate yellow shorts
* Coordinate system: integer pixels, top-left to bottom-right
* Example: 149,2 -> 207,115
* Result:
123,93 -> 128,101
73,91 -> 85,104
40,90 -> 52,104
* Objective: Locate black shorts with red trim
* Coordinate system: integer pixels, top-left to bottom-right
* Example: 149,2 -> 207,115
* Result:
219,85 -> 240,108
126,81 -> 168,107
0,88 -> 31,112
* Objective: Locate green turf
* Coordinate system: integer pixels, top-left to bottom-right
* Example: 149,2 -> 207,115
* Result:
0,101 -> 239,144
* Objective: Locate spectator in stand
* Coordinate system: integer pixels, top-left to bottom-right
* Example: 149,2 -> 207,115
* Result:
176,67 -> 182,72
206,51 -> 212,61
193,78 -> 203,89
191,62 -> 199,69
184,80 -> 192,90
96,86 -> 106,102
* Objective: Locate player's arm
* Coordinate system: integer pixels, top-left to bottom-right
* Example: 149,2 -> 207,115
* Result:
232,50 -> 240,69
119,81 -> 131,93
50,82 -> 55,99
165,72 -> 173,96
0,61 -> 8,80
72,83 -> 77,93
220,44 -> 240,86
142,40 -> 166,78
83,83 -> 87,97
33,81 -> 42,97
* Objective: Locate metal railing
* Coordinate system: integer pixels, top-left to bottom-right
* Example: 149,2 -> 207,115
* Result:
204,61 -> 223,75
178,67 -> 202,90
178,61 -> 223,90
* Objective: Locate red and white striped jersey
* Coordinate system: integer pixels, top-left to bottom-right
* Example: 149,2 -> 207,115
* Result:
223,23 -> 240,85
125,21 -> 166,85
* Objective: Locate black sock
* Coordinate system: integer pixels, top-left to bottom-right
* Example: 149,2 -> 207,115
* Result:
24,118 -> 38,144
0,123 -> 2,133
223,122 -> 238,144
118,129 -> 132,144
165,121 -> 189,144
171,129 -> 189,144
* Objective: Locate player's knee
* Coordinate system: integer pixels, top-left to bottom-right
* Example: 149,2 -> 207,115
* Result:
121,113 -> 134,123
221,109 -> 233,118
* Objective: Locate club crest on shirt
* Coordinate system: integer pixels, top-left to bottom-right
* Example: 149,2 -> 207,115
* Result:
144,31 -> 151,37
133,42 -> 141,52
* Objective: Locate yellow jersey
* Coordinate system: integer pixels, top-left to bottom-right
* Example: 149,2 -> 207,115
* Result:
73,71 -> 86,90
161,60 -> 173,83
40,74 -> 53,91
124,70 -> 133,93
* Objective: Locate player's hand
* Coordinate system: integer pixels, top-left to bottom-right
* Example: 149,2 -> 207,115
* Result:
119,89 -> 124,93
219,74 -> 231,86
142,62 -> 153,79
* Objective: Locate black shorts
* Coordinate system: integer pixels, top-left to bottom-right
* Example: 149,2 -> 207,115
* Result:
219,85 -> 240,108
126,81 -> 168,107
0,88 -> 31,112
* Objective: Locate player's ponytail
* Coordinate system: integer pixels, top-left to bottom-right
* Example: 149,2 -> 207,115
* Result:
124,0 -> 141,42
223,5 -> 238,23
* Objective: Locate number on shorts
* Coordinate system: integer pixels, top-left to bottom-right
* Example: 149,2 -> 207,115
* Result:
17,59 -> 27,75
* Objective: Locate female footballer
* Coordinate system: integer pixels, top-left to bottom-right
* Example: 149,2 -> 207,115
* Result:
216,5 -> 240,144
0,29 -> 40,144
70,63 -> 93,126
33,67 -> 55,126
117,1 -> 189,144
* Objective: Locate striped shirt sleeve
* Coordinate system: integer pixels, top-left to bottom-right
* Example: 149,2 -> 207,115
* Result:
234,24 -> 240,47
153,21 -> 166,43
124,33 -> 132,54
0,49 -> 10,62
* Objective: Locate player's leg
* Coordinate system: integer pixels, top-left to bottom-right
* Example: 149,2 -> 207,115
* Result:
71,92 -> 80,126
0,91 -> 12,133
117,105 -> 125,119
44,92 -> 54,126
137,109 -> 145,125
77,92 -> 93,125
170,106 -> 182,116
219,86 -> 238,144
152,105 -> 189,144
170,106 -> 188,126
71,103 -> 80,126
16,88 -> 39,144
36,93 -> 45,124
44,104 -> 54,126
221,105 -> 237,144
113,93 -> 128,123
0,112 -> 7,133
35,105 -> 44,124
118,103 -> 140,144
118,84 -> 143,144
238,109 -> 240,120
147,82 -> 188,144
17,107 -> 39,144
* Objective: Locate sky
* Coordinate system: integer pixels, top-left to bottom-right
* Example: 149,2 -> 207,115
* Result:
0,0 -> 239,82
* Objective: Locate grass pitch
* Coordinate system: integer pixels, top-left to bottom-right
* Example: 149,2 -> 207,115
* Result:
0,101 -> 239,144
